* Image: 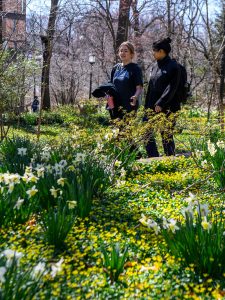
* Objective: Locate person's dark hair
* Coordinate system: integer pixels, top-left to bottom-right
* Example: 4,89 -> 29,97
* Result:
152,37 -> 172,54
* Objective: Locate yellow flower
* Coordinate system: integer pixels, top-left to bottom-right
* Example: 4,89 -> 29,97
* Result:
114,160 -> 122,167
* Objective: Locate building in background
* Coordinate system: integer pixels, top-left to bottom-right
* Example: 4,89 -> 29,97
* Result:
0,0 -> 26,50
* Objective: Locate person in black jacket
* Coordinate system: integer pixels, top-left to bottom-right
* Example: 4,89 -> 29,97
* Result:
145,37 -> 180,157
110,41 -> 143,119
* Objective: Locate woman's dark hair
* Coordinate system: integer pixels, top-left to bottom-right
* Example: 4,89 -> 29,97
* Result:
152,37 -> 172,54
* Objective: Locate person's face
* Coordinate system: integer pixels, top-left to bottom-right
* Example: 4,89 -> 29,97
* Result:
152,49 -> 166,60
119,46 -> 133,63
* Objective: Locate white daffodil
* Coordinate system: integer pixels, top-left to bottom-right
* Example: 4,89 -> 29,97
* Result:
216,140 -> 225,150
57,178 -> 65,187
97,142 -> 103,151
26,186 -> 38,198
17,147 -> 27,156
112,128 -> 119,137
50,187 -> 58,198
25,166 -> 32,174
115,180 -> 126,187
162,217 -> 169,229
14,197 -> 24,210
120,167 -> 126,178
1,249 -> 23,266
59,160 -> 67,167
167,219 -> 179,233
146,219 -> 161,235
3,173 -> 10,185
197,203 -> 209,217
28,174 -> 39,183
8,183 -> 15,193
36,167 -> 45,178
201,160 -> 208,168
32,262 -> 46,279
0,266 -> 6,283
22,174 -> 29,183
201,216 -> 212,231
54,163 -> 63,176
41,149 -> 51,162
104,132 -> 113,141
6,174 -> 20,184
181,205 -> 194,218
195,150 -> 204,159
0,174 -> 3,183
50,257 -> 64,278
67,200 -> 77,209
45,164 -> 53,173
207,140 -> 217,156
74,153 -> 86,163
184,192 -> 197,205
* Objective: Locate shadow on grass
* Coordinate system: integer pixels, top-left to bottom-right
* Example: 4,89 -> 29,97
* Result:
12,125 -> 60,137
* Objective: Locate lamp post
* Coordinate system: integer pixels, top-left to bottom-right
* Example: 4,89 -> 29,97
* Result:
88,54 -> 95,99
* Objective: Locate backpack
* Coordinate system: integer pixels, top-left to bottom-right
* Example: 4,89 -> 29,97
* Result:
176,62 -> 191,104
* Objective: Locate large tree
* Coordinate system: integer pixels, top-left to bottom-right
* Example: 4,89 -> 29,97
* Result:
41,0 -> 59,110
115,0 -> 132,53
219,2 -> 225,125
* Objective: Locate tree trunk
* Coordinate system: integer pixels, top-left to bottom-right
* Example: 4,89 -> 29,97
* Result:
166,0 -> 172,37
131,0 -> 144,71
219,3 -> 225,130
115,0 -> 131,54
41,0 -> 59,110
0,0 -> 2,48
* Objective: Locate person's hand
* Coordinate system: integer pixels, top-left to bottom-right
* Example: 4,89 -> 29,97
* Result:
155,105 -> 162,112
130,95 -> 137,106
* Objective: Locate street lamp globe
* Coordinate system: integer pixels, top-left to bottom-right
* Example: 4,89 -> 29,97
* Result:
89,53 -> 96,65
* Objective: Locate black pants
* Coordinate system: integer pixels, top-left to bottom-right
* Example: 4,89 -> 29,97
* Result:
109,107 -> 124,120
145,113 -> 176,157
109,104 -> 138,120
